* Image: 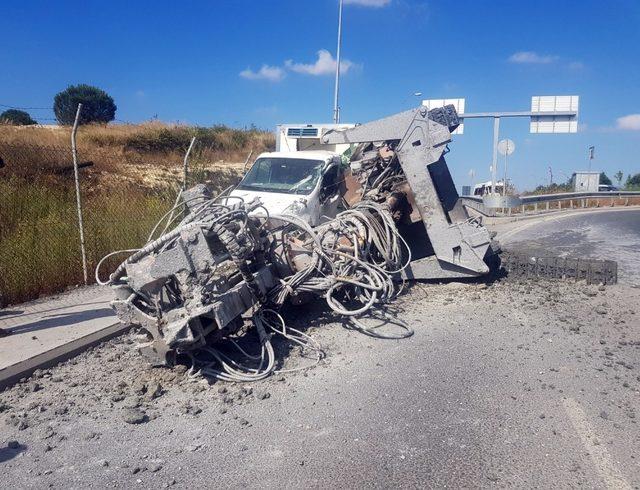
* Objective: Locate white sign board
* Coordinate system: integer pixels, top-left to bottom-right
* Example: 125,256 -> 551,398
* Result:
530,95 -> 579,133
422,98 -> 465,134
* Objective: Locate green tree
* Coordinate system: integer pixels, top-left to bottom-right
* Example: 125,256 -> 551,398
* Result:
0,109 -> 37,125
614,170 -> 624,187
53,84 -> 116,125
626,173 -> 640,190
599,172 -> 612,186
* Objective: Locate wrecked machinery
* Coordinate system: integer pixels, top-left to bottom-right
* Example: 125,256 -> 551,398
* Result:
99,105 -> 499,378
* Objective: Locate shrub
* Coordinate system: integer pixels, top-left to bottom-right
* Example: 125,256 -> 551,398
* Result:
599,172 -> 612,186
54,84 -> 117,125
124,127 -> 193,153
626,173 -> 640,190
0,109 -> 37,125
122,125 -> 265,154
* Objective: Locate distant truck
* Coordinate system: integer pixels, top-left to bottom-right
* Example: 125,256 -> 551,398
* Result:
473,180 -> 505,196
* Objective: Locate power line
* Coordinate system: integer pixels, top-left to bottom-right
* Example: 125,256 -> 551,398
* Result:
0,103 -> 53,111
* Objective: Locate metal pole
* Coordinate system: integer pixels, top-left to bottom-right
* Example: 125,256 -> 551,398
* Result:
71,103 -> 88,285
182,137 -> 196,191
502,142 -> 508,196
332,0 -> 343,124
241,150 -> 254,175
491,117 -> 500,195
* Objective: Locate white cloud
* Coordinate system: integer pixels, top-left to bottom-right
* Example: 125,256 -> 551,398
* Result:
344,0 -> 391,6
617,114 -> 640,131
285,49 -> 355,76
239,65 -> 285,82
508,51 -> 558,64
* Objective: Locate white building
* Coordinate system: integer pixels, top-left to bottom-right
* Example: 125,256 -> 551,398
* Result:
573,171 -> 600,192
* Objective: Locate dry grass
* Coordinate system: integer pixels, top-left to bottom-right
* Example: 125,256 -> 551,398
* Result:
0,121 -> 274,190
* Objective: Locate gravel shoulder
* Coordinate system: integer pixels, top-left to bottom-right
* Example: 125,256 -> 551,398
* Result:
2,276 -> 639,488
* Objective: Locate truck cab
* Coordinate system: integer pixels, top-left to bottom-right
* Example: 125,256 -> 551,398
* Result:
230,150 -> 343,226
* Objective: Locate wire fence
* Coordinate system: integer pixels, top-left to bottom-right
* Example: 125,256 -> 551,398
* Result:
0,140 -> 188,306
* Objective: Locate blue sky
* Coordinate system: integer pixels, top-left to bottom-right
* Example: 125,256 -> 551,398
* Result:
1,0 -> 639,190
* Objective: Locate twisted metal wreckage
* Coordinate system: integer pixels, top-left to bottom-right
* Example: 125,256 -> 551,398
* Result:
97,105 -> 499,381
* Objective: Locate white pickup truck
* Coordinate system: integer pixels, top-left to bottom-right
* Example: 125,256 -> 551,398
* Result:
229,150 -> 344,226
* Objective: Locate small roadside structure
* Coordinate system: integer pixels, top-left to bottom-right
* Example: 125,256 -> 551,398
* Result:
573,171 -> 600,192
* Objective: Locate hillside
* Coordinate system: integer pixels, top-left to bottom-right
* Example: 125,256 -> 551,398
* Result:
0,122 -> 275,191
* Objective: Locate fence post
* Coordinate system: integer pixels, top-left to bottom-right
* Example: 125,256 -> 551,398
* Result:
182,137 -> 197,191
71,103 -> 88,285
241,150 -> 254,175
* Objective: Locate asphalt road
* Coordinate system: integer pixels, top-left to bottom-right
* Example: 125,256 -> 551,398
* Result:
1,210 -> 639,489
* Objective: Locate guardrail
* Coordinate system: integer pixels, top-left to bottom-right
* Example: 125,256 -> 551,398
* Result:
460,191 -> 640,217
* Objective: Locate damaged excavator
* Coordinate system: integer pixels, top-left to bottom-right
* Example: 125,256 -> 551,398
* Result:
98,105 -> 499,380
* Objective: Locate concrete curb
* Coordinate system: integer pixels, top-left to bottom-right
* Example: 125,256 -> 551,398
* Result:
0,321 -> 129,390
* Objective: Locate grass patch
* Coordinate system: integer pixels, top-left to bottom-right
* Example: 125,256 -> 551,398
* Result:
0,177 -> 170,306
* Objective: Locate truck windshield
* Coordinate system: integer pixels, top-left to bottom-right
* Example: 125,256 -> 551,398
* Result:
237,157 -> 324,195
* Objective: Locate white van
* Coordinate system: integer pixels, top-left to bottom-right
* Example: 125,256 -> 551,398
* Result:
229,150 -> 343,226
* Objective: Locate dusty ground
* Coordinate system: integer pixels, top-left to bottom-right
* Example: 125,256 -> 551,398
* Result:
1,276 -> 639,488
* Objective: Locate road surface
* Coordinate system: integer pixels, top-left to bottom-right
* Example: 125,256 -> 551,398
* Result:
1,210 -> 639,488
497,208 -> 640,284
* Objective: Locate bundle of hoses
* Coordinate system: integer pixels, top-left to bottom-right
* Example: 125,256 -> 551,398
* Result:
269,201 -> 415,339
191,309 -> 324,383
196,202 -> 414,381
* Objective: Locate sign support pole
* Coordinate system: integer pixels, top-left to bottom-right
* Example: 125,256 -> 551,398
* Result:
491,117 -> 500,195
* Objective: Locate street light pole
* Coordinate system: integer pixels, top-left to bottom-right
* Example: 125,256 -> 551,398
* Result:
333,0 -> 343,124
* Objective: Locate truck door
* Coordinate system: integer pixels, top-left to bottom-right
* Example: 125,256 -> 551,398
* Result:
319,163 -> 341,222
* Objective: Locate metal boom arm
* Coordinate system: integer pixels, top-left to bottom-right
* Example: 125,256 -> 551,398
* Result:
324,105 -> 496,279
